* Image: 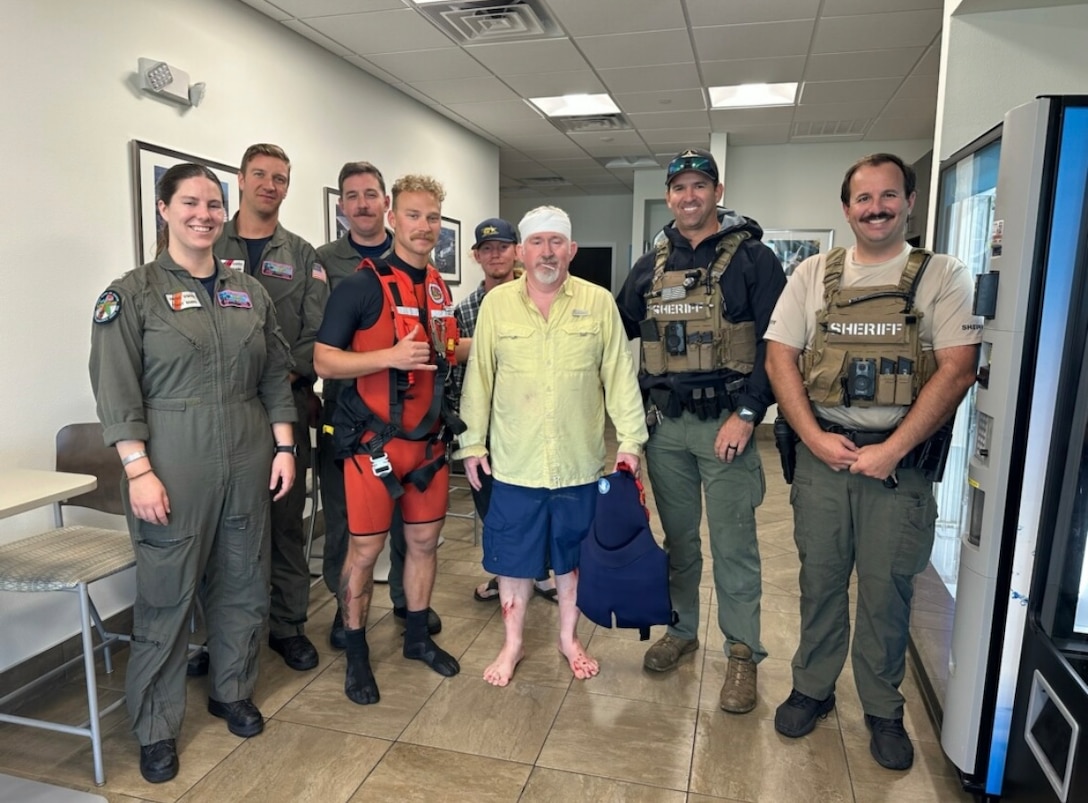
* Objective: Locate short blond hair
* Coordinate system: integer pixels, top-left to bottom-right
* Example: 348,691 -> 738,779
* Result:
391,174 -> 446,207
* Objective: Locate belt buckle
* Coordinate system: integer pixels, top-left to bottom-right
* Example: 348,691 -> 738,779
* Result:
370,453 -> 393,478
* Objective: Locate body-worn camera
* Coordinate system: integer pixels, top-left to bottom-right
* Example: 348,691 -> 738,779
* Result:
664,321 -> 687,355
847,357 -> 876,401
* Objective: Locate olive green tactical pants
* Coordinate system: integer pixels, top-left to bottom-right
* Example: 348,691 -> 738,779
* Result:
645,410 -> 767,661
789,443 -> 937,719
123,457 -> 271,746
268,389 -> 313,638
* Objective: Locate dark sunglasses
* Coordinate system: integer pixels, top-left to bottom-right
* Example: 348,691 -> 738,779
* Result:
667,155 -> 714,178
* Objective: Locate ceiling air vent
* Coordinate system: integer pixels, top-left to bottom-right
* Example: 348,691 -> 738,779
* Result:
549,113 -> 632,134
790,120 -> 870,140
416,0 -> 561,45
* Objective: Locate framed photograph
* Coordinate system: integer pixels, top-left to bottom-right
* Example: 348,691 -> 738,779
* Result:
763,229 -> 834,276
324,186 -> 349,244
434,216 -> 461,284
130,140 -> 238,265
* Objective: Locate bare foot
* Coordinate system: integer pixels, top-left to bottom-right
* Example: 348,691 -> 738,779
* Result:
483,643 -> 524,687
559,638 -> 599,680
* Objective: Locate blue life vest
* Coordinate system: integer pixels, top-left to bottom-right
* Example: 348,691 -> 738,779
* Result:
577,465 -> 675,640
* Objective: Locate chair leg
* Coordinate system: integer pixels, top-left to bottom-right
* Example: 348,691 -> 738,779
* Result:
78,583 -> 106,786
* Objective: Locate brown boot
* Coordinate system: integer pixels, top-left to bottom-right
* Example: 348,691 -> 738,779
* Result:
643,633 -> 699,672
719,642 -> 757,714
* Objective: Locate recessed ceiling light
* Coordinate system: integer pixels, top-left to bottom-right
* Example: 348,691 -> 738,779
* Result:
528,93 -> 621,117
708,82 -> 798,109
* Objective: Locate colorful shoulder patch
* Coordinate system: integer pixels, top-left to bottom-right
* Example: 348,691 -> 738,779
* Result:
217,289 -> 253,309
427,282 -> 446,305
93,290 -> 121,324
261,260 -> 294,280
312,263 -> 327,283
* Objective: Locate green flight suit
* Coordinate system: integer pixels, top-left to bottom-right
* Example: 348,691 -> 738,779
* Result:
89,254 -> 295,745
215,219 -> 328,638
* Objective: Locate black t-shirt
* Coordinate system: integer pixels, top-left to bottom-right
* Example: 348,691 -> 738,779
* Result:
242,236 -> 273,275
316,253 -> 427,349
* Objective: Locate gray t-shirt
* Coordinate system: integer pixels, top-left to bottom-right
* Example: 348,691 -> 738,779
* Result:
765,243 -> 982,431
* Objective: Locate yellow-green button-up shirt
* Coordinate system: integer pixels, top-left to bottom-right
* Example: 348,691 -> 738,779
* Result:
455,274 -> 647,489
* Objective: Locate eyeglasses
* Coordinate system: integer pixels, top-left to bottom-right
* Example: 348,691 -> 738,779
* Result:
666,155 -> 715,179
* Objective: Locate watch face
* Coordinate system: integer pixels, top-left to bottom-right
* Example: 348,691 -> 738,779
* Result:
738,407 -> 756,422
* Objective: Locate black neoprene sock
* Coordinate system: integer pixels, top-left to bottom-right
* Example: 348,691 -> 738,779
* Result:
403,610 -> 460,677
344,627 -> 380,705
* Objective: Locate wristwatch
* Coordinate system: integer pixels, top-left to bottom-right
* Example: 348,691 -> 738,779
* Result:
274,444 -> 299,457
737,406 -> 758,424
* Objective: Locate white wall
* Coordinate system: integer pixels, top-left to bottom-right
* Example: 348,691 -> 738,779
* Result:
940,2 -> 1088,159
0,0 -> 497,671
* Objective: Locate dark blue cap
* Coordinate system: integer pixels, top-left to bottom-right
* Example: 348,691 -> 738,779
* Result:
472,218 -> 518,249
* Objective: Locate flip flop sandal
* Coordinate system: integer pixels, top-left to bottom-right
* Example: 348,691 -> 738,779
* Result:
473,577 -> 500,602
533,584 -> 559,604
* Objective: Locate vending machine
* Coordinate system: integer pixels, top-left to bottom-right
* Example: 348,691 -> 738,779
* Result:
940,96 -> 1088,800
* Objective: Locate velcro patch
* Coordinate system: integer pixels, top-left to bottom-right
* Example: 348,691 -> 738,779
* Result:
93,290 -> 121,324
165,291 -> 202,311
261,260 -> 294,280
218,290 -> 253,309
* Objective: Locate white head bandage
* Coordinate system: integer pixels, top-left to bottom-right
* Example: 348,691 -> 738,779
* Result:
518,206 -> 571,241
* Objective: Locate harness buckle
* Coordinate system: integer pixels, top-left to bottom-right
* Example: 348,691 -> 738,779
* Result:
370,452 -> 393,478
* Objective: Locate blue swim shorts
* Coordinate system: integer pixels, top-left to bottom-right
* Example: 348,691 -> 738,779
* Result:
482,480 -> 596,578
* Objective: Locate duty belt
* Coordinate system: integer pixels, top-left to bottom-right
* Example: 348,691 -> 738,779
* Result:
815,418 -> 920,469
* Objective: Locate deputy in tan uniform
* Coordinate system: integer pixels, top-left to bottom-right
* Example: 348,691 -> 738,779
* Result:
90,163 -> 296,783
214,143 -> 328,671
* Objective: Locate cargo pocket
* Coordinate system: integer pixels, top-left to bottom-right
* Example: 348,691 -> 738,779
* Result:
134,525 -> 197,608
642,341 -> 667,375
222,514 -> 260,583
806,347 -> 848,405
891,491 -> 937,576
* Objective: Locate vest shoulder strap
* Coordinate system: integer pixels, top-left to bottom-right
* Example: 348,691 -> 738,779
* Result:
897,248 -> 934,302
822,247 -> 849,307
652,229 -> 752,286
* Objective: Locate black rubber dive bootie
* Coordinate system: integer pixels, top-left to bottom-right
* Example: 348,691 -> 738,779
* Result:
403,609 -> 461,676
344,627 -> 380,705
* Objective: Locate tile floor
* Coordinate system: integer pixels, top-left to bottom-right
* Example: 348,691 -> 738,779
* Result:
0,434 -> 976,802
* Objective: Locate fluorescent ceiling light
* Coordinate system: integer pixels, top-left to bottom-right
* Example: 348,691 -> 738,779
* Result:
528,93 -> 620,117
709,82 -> 798,109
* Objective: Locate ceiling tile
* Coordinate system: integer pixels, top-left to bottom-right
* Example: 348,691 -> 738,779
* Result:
627,109 -> 711,130
687,0 -> 821,26
365,48 -> 490,83
812,10 -> 943,53
566,130 -> 647,148
701,56 -> 806,86
915,42 -> 942,76
446,99 -> 546,125
803,48 -> 925,81
465,39 -> 590,75
615,89 -> 706,115
865,116 -> 936,140
881,95 -> 937,118
545,0 -> 684,36
487,118 -> 567,137
281,20 -> 355,57
727,126 -> 792,146
597,63 -> 701,94
499,133 -> 580,149
411,76 -> 520,105
793,100 -> 885,122
275,0 -> 405,16
693,19 -> 816,61
709,106 -> 795,127
519,145 -> 593,159
238,0 -> 292,21
895,73 -> 939,100
579,30 -> 695,69
501,71 -> 605,98
344,55 -> 402,86
639,127 -> 713,144
306,9 -> 453,56
823,0 -> 942,15
800,77 -> 903,105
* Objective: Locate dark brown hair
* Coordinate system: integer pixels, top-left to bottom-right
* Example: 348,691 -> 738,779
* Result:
338,161 -> 386,195
154,163 -> 224,256
840,153 -> 916,205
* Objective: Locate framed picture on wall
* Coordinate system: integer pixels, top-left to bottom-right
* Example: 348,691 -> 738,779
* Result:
130,140 -> 238,265
435,216 -> 461,284
762,229 -> 834,276
324,187 -> 349,244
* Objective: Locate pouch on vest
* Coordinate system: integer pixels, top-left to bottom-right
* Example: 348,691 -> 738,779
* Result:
577,464 -> 676,640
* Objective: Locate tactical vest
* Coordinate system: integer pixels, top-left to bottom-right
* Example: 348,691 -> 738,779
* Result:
640,231 -> 757,376
802,247 -> 935,408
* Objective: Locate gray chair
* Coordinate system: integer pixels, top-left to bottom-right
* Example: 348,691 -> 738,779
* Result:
0,423 -> 134,787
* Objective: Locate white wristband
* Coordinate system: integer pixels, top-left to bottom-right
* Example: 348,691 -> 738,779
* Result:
121,450 -> 148,466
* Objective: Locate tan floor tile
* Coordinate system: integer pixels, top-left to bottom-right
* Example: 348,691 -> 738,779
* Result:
274,654 -> 444,740
691,710 -> 853,802
760,590 -> 799,615
581,632 -> 701,708
399,674 -> 566,763
350,742 -> 530,802
179,719 -> 388,802
842,728 -> 974,801
439,558 -> 488,578
360,611 -> 485,666
248,643 -> 332,718
537,693 -> 696,790
457,619 -> 576,689
520,766 -> 687,802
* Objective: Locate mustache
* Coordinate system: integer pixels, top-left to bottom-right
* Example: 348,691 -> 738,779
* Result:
861,212 -> 894,223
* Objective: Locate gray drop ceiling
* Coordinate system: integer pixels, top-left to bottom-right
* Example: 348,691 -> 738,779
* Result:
240,0 -> 942,198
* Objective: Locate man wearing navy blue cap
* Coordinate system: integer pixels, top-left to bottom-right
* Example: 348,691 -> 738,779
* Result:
616,148 -> 786,714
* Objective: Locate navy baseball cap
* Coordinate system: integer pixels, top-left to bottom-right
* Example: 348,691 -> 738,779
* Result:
665,148 -> 719,186
472,218 -> 518,249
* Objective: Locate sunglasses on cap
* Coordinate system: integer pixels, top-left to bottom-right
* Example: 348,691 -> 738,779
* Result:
666,155 -> 715,180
